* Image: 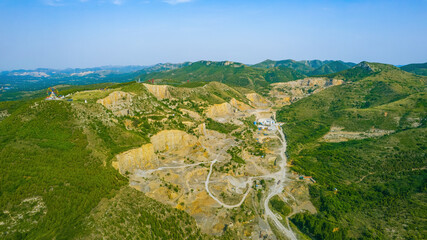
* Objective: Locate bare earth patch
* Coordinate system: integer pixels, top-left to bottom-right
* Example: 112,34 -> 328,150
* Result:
322,126 -> 394,142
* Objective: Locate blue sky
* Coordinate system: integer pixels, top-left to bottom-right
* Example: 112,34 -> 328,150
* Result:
0,0 -> 426,70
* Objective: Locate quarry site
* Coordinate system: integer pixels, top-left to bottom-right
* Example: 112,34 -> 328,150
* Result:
60,78 -> 329,239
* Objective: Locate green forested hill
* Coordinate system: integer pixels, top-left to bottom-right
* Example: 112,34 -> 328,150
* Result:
277,63 -> 427,239
400,62 -> 427,76
309,61 -> 356,76
138,60 -> 306,92
263,66 -> 306,83
252,59 -> 355,76
253,59 -> 328,73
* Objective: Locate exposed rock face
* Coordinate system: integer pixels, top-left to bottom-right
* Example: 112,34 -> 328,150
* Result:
245,93 -> 269,107
180,108 -> 201,121
270,77 -> 344,106
229,98 -> 251,111
1,196 -> 47,234
206,102 -> 235,118
151,130 -> 197,152
322,126 -> 394,142
281,78 -> 343,88
97,91 -> 134,116
0,110 -> 10,121
113,130 -> 197,174
143,83 -> 171,99
114,144 -> 156,174
356,61 -> 374,72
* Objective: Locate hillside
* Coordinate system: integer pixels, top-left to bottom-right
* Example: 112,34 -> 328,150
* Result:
253,59 -> 329,73
263,66 -> 307,83
253,59 -> 355,76
137,60 -> 306,93
309,61 -> 356,76
0,84 -> 208,239
277,63 -> 427,239
322,61 -> 389,81
400,62 -> 427,76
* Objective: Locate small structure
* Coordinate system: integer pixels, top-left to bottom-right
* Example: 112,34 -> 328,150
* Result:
258,118 -> 275,126
45,87 -> 64,100
299,175 -> 316,183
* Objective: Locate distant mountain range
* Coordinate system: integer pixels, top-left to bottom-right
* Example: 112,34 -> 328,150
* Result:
0,63 -> 189,93
1,60 -> 425,95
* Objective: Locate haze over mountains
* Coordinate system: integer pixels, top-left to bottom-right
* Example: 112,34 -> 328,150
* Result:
2,59 -> 425,98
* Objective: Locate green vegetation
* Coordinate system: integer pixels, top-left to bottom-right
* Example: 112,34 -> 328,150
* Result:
0,82 -> 117,102
0,101 -> 128,239
310,61 -> 356,76
82,187 -> 204,239
277,63 -> 427,239
140,61 -> 266,89
400,62 -> 427,76
0,89 -> 205,239
138,60 -> 311,94
253,59 -> 355,76
291,129 -> 426,239
205,118 -> 238,134
253,59 -> 326,73
263,66 -> 306,83
169,81 -> 251,106
227,146 -> 245,164
269,196 -> 291,217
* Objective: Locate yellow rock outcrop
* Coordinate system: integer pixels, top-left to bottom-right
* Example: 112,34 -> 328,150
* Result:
229,98 -> 251,111
114,144 -> 156,174
180,108 -> 201,120
270,77 -> 344,106
151,130 -> 197,152
113,130 -> 197,174
245,93 -> 269,107
205,102 -> 234,118
143,83 -> 171,99
97,91 -> 133,116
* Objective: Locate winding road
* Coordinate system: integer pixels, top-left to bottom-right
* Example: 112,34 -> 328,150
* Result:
262,123 -> 297,240
205,158 -> 253,208
136,113 -> 298,239
203,115 -> 297,239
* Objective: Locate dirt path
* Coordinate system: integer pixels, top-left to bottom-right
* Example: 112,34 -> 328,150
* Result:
263,123 -> 297,240
205,157 -> 253,208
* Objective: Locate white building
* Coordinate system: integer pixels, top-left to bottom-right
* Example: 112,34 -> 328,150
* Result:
257,118 -> 275,126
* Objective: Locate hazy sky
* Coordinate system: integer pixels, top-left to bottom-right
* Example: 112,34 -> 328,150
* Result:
0,0 -> 426,70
